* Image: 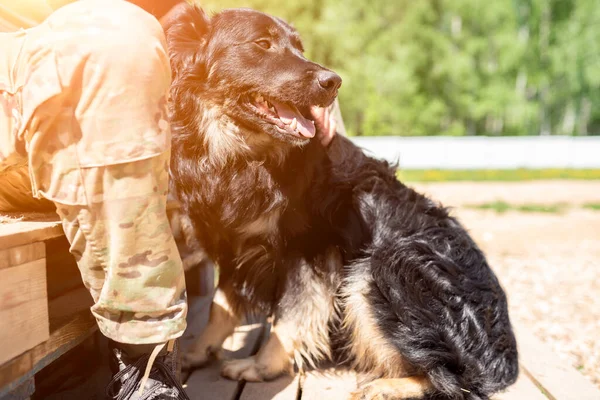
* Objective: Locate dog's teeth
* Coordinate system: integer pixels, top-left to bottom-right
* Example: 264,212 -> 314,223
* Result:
290,118 -> 298,130
270,106 -> 276,113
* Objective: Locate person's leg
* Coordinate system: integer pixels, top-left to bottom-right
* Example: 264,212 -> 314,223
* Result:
4,0 -> 188,396
22,0 -> 186,346
55,154 -> 187,344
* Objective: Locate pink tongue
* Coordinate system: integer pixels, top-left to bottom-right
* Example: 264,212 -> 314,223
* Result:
271,100 -> 316,138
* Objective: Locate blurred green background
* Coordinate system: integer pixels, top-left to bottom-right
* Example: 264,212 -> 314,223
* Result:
195,0 -> 600,137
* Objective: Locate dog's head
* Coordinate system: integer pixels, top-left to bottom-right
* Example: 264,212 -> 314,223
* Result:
165,5 -> 341,148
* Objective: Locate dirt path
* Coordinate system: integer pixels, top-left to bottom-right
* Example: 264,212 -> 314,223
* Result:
408,181 -> 600,388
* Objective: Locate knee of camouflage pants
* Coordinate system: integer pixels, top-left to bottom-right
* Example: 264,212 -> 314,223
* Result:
0,0 -> 187,343
22,0 -> 172,203
1,0 -> 172,205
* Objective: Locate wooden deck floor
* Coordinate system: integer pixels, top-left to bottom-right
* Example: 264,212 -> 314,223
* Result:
25,293 -> 600,399
181,297 -> 600,400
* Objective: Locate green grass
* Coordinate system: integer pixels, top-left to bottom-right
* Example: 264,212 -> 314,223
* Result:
397,168 -> 600,182
468,201 -> 513,213
515,203 -> 567,213
465,201 -> 600,213
583,202 -> 600,211
465,201 -> 568,214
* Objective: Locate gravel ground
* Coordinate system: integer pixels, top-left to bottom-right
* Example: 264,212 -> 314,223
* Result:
410,181 -> 600,388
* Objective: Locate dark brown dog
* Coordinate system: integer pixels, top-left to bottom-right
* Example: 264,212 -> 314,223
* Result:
165,5 -> 518,399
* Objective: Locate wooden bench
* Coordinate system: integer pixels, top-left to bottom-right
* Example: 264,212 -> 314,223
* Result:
0,208 -> 210,400
0,213 -> 97,400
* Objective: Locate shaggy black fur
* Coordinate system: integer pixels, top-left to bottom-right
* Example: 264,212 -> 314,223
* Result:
325,142 -> 519,399
166,5 -> 518,400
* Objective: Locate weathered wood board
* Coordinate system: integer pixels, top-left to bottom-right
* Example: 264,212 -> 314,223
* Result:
0,243 -> 49,366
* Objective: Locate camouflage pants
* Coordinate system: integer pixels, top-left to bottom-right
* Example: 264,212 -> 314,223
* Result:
0,0 -> 187,344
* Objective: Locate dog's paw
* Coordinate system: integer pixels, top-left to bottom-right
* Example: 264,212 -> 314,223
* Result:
221,357 -> 286,382
182,345 -> 222,370
350,378 -> 430,400
350,385 -> 389,400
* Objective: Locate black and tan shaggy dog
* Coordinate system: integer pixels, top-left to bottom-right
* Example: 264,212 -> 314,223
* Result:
164,5 -> 518,399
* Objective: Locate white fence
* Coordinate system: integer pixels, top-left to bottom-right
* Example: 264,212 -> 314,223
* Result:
350,136 -> 600,169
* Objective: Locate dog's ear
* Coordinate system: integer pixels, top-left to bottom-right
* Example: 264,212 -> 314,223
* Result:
163,3 -> 211,79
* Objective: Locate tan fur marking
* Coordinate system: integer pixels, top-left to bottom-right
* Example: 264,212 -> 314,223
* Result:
169,207 -> 207,269
197,107 -> 251,166
183,288 -> 240,368
197,106 -> 292,167
341,266 -> 410,378
234,243 -> 271,272
238,210 -> 281,238
221,248 -> 343,381
178,210 -> 203,251
221,329 -> 294,382
288,248 -> 342,370
351,377 -> 432,400
256,330 -> 295,374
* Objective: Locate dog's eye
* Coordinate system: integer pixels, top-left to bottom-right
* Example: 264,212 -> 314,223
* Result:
255,39 -> 272,50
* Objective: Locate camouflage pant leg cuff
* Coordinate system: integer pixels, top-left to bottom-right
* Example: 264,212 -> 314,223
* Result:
93,309 -> 187,345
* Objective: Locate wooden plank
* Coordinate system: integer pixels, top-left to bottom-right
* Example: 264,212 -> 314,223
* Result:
32,333 -> 109,400
515,323 -> 600,400
0,216 -> 63,251
240,322 -> 299,400
185,323 -> 265,400
0,243 -> 44,270
45,287 -> 92,321
0,286 -> 96,396
0,258 -> 49,365
184,297 -> 266,400
243,367 -> 547,400
241,375 -> 300,400
301,370 -> 358,400
0,377 -> 34,400
493,372 -> 549,400
44,237 -> 81,300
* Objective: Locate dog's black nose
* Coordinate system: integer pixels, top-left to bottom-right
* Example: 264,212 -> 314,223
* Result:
317,70 -> 342,92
